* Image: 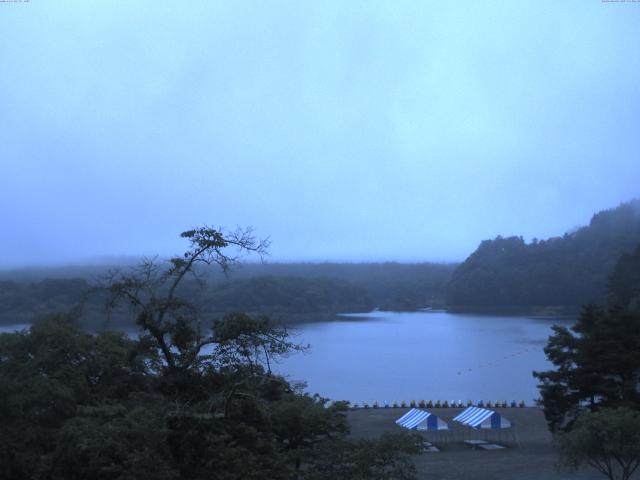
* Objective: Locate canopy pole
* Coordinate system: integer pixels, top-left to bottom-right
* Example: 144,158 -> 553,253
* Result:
513,424 -> 521,448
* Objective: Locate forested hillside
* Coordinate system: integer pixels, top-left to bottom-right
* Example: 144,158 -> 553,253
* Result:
201,276 -> 374,317
447,199 -> 640,313
0,278 -> 89,324
609,243 -> 640,312
0,262 -> 456,327
211,262 -> 456,311
5,200 -> 638,322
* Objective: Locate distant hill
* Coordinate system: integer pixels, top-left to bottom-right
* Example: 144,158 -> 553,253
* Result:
217,262 -> 457,311
197,275 -> 375,320
0,262 -> 456,327
0,278 -> 90,324
447,199 -> 640,313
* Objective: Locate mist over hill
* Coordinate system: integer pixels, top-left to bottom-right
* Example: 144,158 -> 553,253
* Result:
2,199 -> 640,324
447,199 -> 640,314
0,262 -> 456,327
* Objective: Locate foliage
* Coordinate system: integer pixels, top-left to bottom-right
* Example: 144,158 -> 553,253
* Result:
0,278 -> 90,324
0,316 -> 420,479
0,227 -> 421,479
448,199 -> 640,311
304,432 -> 423,480
0,315 -> 161,479
557,408 -> 640,480
533,305 -> 640,431
609,243 -> 640,313
103,226 -> 270,371
203,275 -> 375,317
534,236 -> 640,478
0,261 -> 457,327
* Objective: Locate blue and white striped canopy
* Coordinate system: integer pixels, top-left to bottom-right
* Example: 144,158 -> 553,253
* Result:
453,407 -> 511,429
395,408 -> 449,431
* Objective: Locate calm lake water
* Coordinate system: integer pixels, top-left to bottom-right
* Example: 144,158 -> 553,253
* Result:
0,311 -> 571,405
277,311 -> 571,405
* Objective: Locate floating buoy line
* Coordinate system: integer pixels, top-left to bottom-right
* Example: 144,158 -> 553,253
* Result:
456,345 -> 540,376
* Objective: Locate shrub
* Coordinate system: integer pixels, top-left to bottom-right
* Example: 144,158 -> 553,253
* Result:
557,407 -> 640,480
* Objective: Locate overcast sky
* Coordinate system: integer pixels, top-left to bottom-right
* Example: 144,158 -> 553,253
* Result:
1,1 -> 639,267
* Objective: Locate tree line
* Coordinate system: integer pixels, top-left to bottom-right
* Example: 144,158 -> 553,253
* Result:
0,262 -> 456,328
1,199 -> 638,327
447,199 -> 640,313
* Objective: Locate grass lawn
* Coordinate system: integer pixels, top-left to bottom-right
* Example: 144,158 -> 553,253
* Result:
347,407 -> 609,480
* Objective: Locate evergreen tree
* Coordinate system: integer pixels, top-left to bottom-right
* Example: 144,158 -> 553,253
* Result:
534,305 -> 640,432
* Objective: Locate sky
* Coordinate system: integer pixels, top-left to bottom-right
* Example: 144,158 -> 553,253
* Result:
1,1 -> 639,267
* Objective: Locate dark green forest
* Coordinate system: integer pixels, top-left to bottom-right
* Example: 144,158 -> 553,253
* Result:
0,263 -> 456,328
0,315 -> 423,480
530,243 -> 640,479
608,242 -> 640,313
447,199 -> 640,313
532,238 -> 640,478
0,227 -> 423,479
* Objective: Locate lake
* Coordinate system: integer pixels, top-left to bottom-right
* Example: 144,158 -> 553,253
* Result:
277,311 -> 570,405
0,311 -> 570,406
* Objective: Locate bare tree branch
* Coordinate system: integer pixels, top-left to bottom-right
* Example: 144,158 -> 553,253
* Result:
102,226 -> 270,371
